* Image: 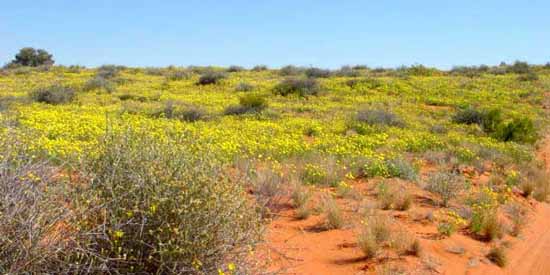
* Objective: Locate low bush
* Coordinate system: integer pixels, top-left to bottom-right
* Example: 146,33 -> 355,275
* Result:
425,172 -> 464,207
227,65 -> 245,72
73,130 -> 262,273
156,101 -> 207,122
96,64 -> 123,79
252,65 -> 268,71
83,76 -> 115,92
322,196 -> 344,230
224,94 -> 268,115
517,71 -> 539,82
305,67 -> 332,78
300,155 -> 344,186
355,108 -> 405,128
487,247 -> 507,267
30,85 -> 75,104
197,71 -> 227,85
279,65 -> 304,76
235,82 -> 255,92
376,181 -> 413,211
494,117 -> 537,143
273,78 -> 321,97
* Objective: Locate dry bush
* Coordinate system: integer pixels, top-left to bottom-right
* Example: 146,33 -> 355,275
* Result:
322,195 -> 344,230
487,247 -> 507,267
377,181 -> 413,211
358,213 -> 393,258
504,203 -> 527,237
425,171 -> 464,207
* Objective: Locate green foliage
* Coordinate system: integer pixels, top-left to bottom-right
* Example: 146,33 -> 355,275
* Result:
495,117 -> 537,143
235,82 -> 255,92
10,47 -> 54,67
305,67 -> 332,78
83,76 -> 115,92
197,71 -> 227,85
252,65 -> 268,71
30,85 -> 75,104
227,65 -> 245,72
279,65 -> 304,76
273,78 -> 321,97
355,108 -> 405,128
224,94 -> 268,115
155,101 -> 207,122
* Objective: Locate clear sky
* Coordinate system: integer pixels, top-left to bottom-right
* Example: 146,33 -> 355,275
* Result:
1,0 -> 549,69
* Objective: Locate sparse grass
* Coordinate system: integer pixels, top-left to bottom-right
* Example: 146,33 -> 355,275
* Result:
376,181 -> 413,211
322,196 -> 344,230
487,247 -> 507,267
425,172 -> 464,207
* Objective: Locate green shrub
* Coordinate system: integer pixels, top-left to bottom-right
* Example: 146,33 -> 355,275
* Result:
453,107 -> 504,134
517,71 -> 539,81
252,65 -> 268,71
30,85 -> 75,104
279,65 -> 304,76
273,78 -> 321,97
304,67 -> 332,78
355,108 -> 405,128
72,130 -> 262,273
495,117 -> 537,143
386,158 -> 418,181
156,101 -> 207,122
452,107 -> 484,125
165,69 -> 190,81
506,61 -> 530,74
96,64 -> 123,79
425,172 -> 464,207
224,94 -> 268,115
83,76 -> 115,92
197,71 -> 227,85
227,65 -> 245,72
9,47 -> 54,67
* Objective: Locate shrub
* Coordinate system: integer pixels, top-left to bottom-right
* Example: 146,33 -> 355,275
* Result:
452,107 -> 484,125
487,247 -> 507,267
291,183 -> 311,209
376,181 -> 413,211
425,172 -> 464,207
252,65 -> 268,71
506,61 -> 530,74
0,135 -> 72,273
165,69 -> 190,81
386,158 -> 418,181
357,231 -> 379,259
273,78 -> 321,97
355,108 -> 405,128
322,196 -> 344,230
224,94 -> 268,115
118,93 -> 148,102
517,71 -> 539,81
300,155 -> 344,186
279,65 -> 304,76
251,166 -> 287,217
437,222 -> 457,237
83,76 -> 115,92
73,130 -> 262,273
157,101 -> 207,122
96,64 -> 123,79
197,71 -> 226,85
30,85 -> 75,104
494,117 -> 537,143
304,67 -> 332,78
9,47 -> 54,67
227,65 -> 245,72
235,82 -> 255,92
335,65 -> 361,77
469,188 -> 503,241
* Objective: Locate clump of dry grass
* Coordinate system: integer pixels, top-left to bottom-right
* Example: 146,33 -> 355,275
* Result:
504,203 -> 527,237
357,214 -> 393,258
390,228 -> 422,256
291,182 -> 312,219
487,246 -> 507,267
322,196 -> 344,230
377,181 -> 413,211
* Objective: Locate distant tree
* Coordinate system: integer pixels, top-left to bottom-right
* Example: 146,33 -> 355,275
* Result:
10,47 -> 54,67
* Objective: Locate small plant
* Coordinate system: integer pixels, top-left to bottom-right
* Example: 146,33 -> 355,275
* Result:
197,71 -> 227,85
505,203 -> 527,237
227,65 -> 245,72
386,158 -> 418,181
304,67 -> 332,78
279,65 -> 304,76
273,78 -> 321,97
300,156 -> 344,186
83,76 -> 115,92
517,71 -> 539,81
295,205 -> 312,220
469,187 -> 503,241
494,117 -> 537,144
437,222 -> 456,237
224,94 -> 268,115
322,196 -> 344,230
235,82 -> 255,92
291,183 -> 311,209
357,231 -> 379,259
425,172 -> 464,207
487,247 -> 507,267
355,108 -> 405,128
252,65 -> 268,71
96,64 -> 123,79
30,85 -> 75,104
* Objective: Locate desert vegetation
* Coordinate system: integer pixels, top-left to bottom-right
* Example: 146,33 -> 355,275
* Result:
1,51 -> 550,273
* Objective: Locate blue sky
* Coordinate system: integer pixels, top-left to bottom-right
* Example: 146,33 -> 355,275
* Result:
1,0 -> 549,69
